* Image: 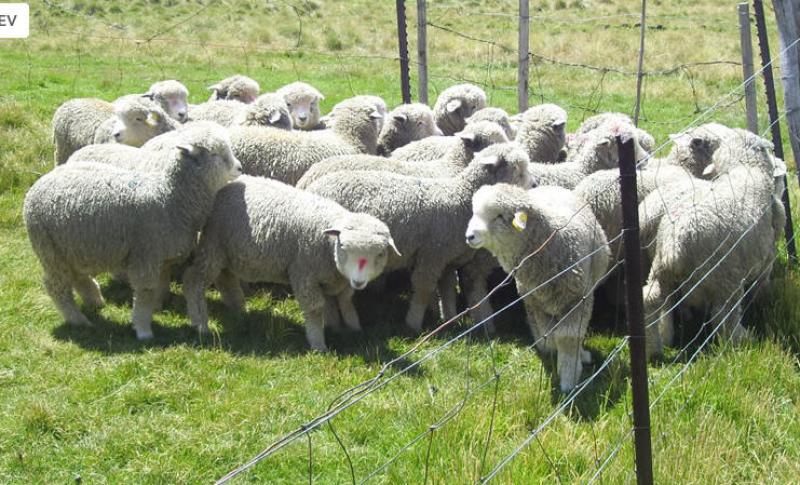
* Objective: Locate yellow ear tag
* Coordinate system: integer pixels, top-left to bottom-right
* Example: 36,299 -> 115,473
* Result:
512,211 -> 527,232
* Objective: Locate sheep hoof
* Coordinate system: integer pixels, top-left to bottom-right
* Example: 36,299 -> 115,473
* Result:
135,329 -> 154,341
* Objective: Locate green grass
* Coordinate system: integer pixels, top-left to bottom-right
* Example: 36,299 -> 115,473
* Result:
1,0 -> 800,483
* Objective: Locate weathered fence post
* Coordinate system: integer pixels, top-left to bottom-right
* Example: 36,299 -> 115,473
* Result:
618,136 -> 654,485
395,0 -> 412,104
416,0 -> 428,105
771,0 -> 800,184
633,0 -> 647,126
738,3 -> 759,133
754,0 -> 798,262
518,0 -> 530,113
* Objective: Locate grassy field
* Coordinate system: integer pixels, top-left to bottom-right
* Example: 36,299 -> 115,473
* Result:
2,0 -> 800,483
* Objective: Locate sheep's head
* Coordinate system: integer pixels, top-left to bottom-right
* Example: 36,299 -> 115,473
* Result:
240,93 -> 293,130
324,214 -> 401,290
377,103 -> 440,155
467,107 -> 516,140
174,125 -> 242,191
667,128 -> 721,176
472,142 -> 536,189
329,99 -> 384,154
456,121 -> 510,153
146,80 -> 189,122
519,104 -> 567,139
111,98 -> 176,147
434,83 -> 488,134
208,75 -> 260,104
277,81 -> 324,130
466,183 -> 531,250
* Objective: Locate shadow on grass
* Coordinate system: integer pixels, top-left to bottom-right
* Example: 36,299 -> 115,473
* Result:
51,279 -> 421,372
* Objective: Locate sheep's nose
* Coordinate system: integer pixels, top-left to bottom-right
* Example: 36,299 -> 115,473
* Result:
298,114 -> 308,122
178,112 -> 187,121
351,279 -> 368,290
466,233 -> 480,247
113,131 -> 122,140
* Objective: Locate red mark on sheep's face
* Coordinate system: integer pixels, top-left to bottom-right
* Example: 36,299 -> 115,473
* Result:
358,258 -> 368,271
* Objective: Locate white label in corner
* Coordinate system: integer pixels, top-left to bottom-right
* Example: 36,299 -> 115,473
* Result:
0,3 -> 29,39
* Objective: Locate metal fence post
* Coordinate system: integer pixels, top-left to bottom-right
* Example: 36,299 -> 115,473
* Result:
416,0 -> 428,105
738,3 -> 759,133
618,136 -> 654,485
753,0 -> 797,263
518,0 -> 530,113
395,0 -> 412,104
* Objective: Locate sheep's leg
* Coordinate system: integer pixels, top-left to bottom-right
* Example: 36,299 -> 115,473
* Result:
437,270 -> 459,322
555,335 -> 584,393
73,274 -> 105,310
642,277 -> 666,358
43,271 -> 91,326
290,273 -> 328,352
215,269 -> 246,313
406,260 -> 446,332
324,296 -> 343,332
337,288 -> 362,332
131,286 -> 159,340
460,255 -> 496,335
182,256 -> 221,334
153,268 -> 172,312
712,287 -> 749,345
554,298 -> 592,393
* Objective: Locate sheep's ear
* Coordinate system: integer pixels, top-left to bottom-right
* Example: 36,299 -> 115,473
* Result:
551,119 -> 566,129
370,111 -> 383,120
457,131 -> 476,143
773,157 -> 787,177
387,237 -> 402,256
702,163 -> 717,177
323,228 -> 341,240
479,155 -> 504,168
146,111 -> 162,127
512,211 -> 528,232
176,144 -> 197,160
597,138 -> 612,147
141,93 -> 155,101
269,110 -> 283,124
668,133 -> 682,141
446,99 -> 462,113
392,113 -> 408,123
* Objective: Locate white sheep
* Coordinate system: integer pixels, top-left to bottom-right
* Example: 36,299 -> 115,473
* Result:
515,103 -> 568,163
23,125 -> 242,340
230,97 -> 383,185
182,175 -> 400,351
390,120 -> 507,162
276,81 -> 324,130
188,93 -> 292,129
466,107 -> 516,139
296,121 -> 509,189
52,81 -> 187,164
642,131 -> 785,356
576,112 -> 656,153
465,183 -> 609,392
433,83 -> 488,135
320,95 -> 388,133
377,103 -> 442,156
305,143 -> 534,331
207,75 -> 260,103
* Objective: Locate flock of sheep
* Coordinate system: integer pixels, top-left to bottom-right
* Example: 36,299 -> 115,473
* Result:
22,74 -> 787,391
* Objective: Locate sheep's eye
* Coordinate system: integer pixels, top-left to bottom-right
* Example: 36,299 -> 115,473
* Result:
135,117 -> 144,122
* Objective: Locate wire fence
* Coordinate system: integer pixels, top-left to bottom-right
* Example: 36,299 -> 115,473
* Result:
8,0 -> 800,483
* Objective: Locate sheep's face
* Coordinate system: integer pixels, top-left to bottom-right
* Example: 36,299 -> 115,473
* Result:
286,95 -> 322,130
466,185 -> 528,250
325,218 -> 401,290
377,108 -> 440,155
113,107 -> 175,147
474,144 -> 536,189
160,95 -> 189,123
227,84 -> 259,104
175,134 -> 242,190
